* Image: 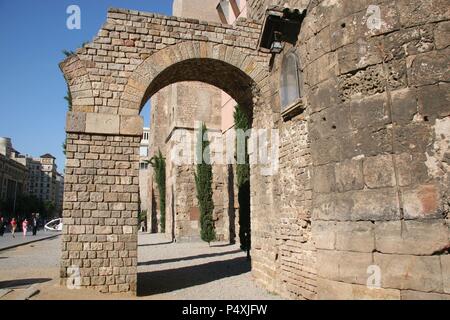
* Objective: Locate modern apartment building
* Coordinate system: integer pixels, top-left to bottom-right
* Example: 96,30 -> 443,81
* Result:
0,137 -> 28,203
2,137 -> 64,216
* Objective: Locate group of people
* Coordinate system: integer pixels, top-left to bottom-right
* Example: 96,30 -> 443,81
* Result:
0,213 -> 40,238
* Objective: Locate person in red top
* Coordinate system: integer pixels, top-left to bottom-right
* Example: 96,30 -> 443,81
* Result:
10,218 -> 17,238
22,219 -> 28,238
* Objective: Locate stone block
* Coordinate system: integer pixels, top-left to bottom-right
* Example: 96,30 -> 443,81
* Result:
308,77 -> 340,114
394,153 -> 429,187
337,39 -> 382,75
402,185 -> 441,219
435,21 -> 450,50
64,192 -> 77,202
69,225 -> 86,234
393,123 -> 433,154
352,126 -> 393,156
85,113 -> 120,135
66,159 -> 80,168
391,88 -> 418,125
123,226 -> 133,234
374,253 -> 443,292
311,221 -> 335,250
90,192 -> 104,202
120,115 -> 144,136
312,164 -> 335,193
335,188 -> 399,221
401,290 -> 450,300
312,193 -> 335,221
441,255 -> 450,294
417,83 -> 450,120
375,220 -> 449,255
335,221 -> 375,253
363,155 -> 396,189
309,104 -> 351,140
350,93 -> 390,130
66,112 -> 86,133
316,250 -> 373,285
317,278 -> 400,300
397,0 -> 450,28
310,136 -> 340,165
407,49 -> 450,87
95,226 -> 112,234
335,159 -> 364,192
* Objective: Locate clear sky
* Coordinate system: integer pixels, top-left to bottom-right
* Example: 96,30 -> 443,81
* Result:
0,0 -> 173,172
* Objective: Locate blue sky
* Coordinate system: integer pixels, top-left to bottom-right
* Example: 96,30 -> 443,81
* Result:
0,0 -> 173,171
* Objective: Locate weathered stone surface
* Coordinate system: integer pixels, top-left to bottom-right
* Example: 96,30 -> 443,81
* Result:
417,83 -> 450,120
335,221 -> 375,253
85,113 -> 120,135
66,112 -> 86,133
442,255 -> 450,294
363,155 -> 396,189
402,184 -> 442,219
374,253 -> 443,292
375,220 -> 450,255
401,290 -> 450,300
335,159 -> 364,192
434,21 -> 450,50
119,115 -> 144,136
312,221 -> 335,250
317,278 -> 400,300
397,0 -> 450,28
335,188 -> 400,221
407,49 -> 450,86
312,164 -> 335,193
316,250 -> 373,285
391,88 -> 418,125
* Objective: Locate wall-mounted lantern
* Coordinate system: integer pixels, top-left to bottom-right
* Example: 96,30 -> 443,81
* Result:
257,6 -> 305,54
270,31 -> 284,54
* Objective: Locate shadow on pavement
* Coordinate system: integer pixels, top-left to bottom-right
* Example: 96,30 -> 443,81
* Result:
138,241 -> 173,248
0,278 -> 52,289
138,249 -> 242,266
137,257 -> 250,296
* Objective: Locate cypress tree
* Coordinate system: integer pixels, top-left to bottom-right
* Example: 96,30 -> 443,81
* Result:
149,150 -> 166,233
234,105 -> 251,258
195,123 -> 216,244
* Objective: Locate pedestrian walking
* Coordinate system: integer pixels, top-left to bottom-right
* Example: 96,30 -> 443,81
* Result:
32,213 -> 38,236
10,218 -> 17,238
0,216 -> 5,236
22,219 -> 28,238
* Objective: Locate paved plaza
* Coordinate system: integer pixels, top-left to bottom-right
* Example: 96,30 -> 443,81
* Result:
0,233 -> 280,300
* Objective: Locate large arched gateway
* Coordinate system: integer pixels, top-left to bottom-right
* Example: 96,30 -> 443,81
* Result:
60,2 -> 450,300
60,8 -> 279,295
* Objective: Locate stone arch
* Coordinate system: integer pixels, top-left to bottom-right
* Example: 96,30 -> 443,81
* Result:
119,41 -> 268,116
59,54 -> 95,113
60,23 -> 276,294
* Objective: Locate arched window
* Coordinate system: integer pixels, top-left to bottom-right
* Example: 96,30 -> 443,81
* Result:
280,52 -> 301,111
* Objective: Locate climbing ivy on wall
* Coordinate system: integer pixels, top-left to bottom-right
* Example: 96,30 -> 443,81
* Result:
195,123 -> 216,244
149,150 -> 166,233
234,105 -> 251,258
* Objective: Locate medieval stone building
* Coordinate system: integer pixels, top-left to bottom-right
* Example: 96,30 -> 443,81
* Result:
60,0 -> 450,299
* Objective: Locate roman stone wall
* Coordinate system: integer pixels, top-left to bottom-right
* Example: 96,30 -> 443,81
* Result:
299,0 -> 450,299
60,1 -> 449,298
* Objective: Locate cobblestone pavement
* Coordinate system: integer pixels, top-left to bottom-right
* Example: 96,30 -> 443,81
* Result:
0,233 -> 281,300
